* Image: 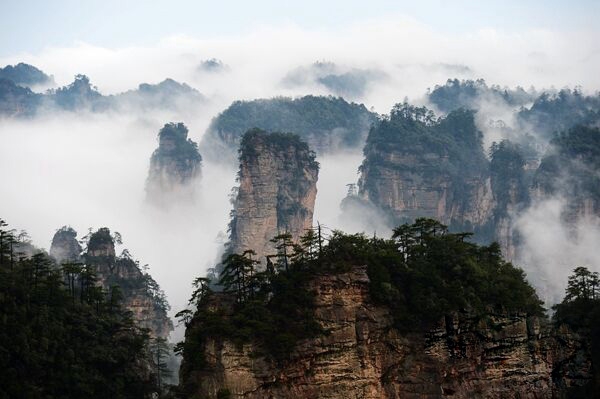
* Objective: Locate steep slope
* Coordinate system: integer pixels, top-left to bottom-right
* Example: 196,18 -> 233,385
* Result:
489,140 -> 532,260
83,227 -> 173,338
179,223 -> 592,398
188,267 -> 590,399
227,129 -> 319,265
356,104 -> 494,238
146,122 -> 202,206
49,226 -> 82,264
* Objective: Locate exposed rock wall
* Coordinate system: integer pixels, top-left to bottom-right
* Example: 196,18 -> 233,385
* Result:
49,226 -> 82,264
146,122 -> 202,206
228,129 -> 319,265
354,108 -> 496,242
358,150 -> 495,230
186,266 -> 591,399
83,227 -> 173,338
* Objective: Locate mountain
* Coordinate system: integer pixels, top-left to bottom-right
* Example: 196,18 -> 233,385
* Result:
177,221 -> 594,398
0,78 -> 41,117
200,95 -> 377,163
114,78 -> 206,111
0,62 -> 54,87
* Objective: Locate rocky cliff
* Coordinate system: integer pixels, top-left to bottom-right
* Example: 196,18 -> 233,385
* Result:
49,226 -> 82,264
83,227 -> 173,338
356,105 -> 495,239
184,265 -> 591,399
146,122 -> 202,206
489,140 -> 531,260
227,129 -> 319,265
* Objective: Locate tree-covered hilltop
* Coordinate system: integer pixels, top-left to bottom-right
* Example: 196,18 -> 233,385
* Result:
428,78 -> 535,113
0,78 -> 42,117
0,63 -> 54,87
0,219 -> 168,399
552,266 -> 600,398
201,95 -> 377,162
177,218 -> 544,395
114,78 -> 206,111
518,89 -> 600,138
534,125 -> 600,210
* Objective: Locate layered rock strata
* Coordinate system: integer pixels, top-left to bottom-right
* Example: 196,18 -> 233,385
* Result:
228,129 -> 319,265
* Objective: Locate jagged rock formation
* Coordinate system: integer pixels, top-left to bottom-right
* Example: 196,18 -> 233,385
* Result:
228,129 -> 319,264
184,266 -> 591,399
49,226 -> 82,264
200,95 -> 376,163
146,122 -> 202,205
83,227 -> 173,338
356,105 -> 495,239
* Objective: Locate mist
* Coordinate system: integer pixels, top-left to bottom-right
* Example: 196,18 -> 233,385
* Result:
515,197 -> 600,306
1,15 -> 600,341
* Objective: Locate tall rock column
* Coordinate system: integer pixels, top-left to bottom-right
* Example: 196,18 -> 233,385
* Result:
49,226 -> 82,264
228,128 -> 319,265
146,122 -> 202,206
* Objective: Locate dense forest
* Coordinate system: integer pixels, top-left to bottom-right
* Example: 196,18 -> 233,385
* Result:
0,219 -> 172,399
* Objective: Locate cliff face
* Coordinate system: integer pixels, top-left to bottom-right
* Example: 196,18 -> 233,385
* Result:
489,141 -> 532,260
84,227 -> 173,338
355,107 -> 495,239
186,266 -> 591,399
359,150 -> 494,229
228,129 -> 319,264
49,226 -> 82,264
146,122 -> 202,206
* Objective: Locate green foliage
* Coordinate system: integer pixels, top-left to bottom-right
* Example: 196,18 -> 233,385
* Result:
51,74 -> 107,111
535,125 -> 600,199
327,218 -> 544,329
0,62 -> 52,86
428,78 -> 534,112
206,95 -> 376,151
0,219 -> 158,399
553,266 -> 600,398
519,89 -> 600,138
360,103 -> 489,224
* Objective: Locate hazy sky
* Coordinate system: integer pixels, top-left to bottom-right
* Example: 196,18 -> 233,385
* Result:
3,0 -> 599,57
